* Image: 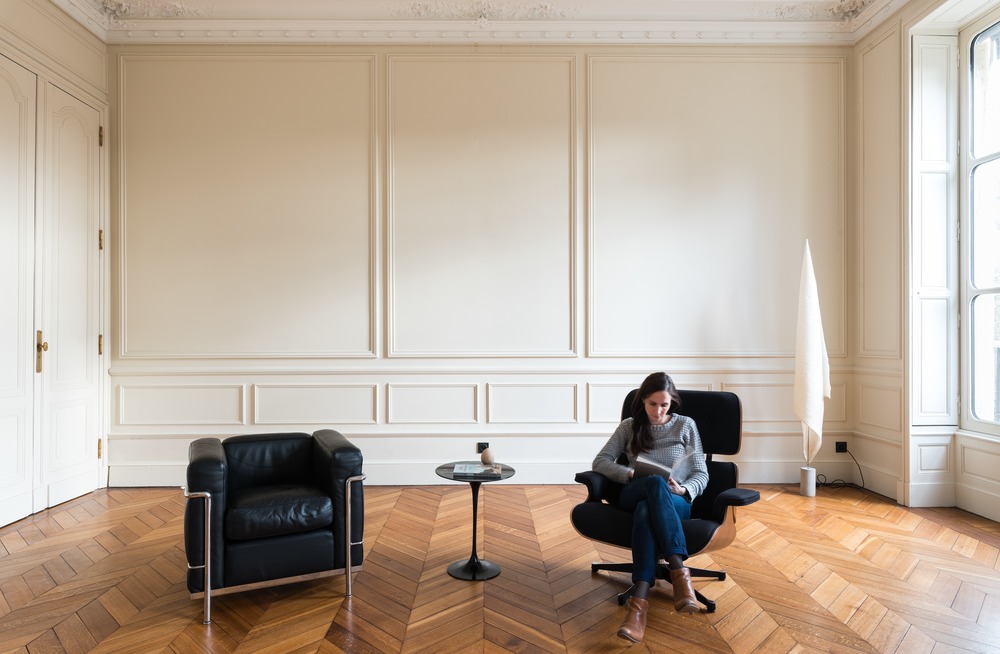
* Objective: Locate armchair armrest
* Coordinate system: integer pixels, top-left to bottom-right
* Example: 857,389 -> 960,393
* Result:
312,429 -> 364,570
184,438 -> 227,593
711,487 -> 760,522
574,470 -> 624,505
313,429 -> 363,490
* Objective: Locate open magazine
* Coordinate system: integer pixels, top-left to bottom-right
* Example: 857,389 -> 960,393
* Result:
633,448 -> 697,482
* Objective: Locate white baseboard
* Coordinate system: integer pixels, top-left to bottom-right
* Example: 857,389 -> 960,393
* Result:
956,482 -> 1000,522
900,480 -> 955,507
109,464 -> 187,488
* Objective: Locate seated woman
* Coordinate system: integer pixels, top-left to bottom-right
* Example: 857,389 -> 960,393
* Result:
592,372 -> 708,643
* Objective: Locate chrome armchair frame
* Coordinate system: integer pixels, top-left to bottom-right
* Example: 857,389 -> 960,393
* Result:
183,473 -> 366,624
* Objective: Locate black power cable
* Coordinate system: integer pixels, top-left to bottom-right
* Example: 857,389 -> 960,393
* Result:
816,448 -> 865,490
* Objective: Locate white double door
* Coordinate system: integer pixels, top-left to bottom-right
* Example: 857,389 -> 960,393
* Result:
1,53 -> 103,526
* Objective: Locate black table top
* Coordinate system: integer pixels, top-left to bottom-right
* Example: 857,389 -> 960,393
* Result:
436,461 -> 516,483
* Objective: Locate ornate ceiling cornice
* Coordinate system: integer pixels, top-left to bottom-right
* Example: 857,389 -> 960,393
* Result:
51,0 -> 910,45
97,0 -> 204,21
391,1 -> 577,23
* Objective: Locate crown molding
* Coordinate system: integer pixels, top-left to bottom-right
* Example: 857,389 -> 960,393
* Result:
49,0 -> 915,45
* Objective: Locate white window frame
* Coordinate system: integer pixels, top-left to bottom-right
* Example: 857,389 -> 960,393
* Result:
960,8 -> 1000,438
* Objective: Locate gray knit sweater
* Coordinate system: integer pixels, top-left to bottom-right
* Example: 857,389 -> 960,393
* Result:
592,415 -> 709,501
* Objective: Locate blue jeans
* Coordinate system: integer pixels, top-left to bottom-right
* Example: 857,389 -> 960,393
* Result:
617,476 -> 691,584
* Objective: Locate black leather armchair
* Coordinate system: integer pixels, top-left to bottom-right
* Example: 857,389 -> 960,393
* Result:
571,389 -> 759,612
184,429 -> 364,623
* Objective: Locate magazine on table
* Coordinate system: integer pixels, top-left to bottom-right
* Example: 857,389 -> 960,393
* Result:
453,463 -> 502,478
633,448 -> 696,481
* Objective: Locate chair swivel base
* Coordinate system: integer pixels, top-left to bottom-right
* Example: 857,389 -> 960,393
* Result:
590,561 -> 721,613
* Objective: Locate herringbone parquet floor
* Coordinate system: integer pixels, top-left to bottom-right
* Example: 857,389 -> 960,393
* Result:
2,483 -> 1000,653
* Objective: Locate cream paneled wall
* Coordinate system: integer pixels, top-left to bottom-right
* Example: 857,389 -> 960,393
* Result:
387,56 -> 574,356
108,44 -> 857,487
119,55 -> 375,357
590,55 -> 846,357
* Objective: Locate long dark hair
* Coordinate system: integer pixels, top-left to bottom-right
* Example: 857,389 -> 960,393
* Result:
629,372 -> 681,456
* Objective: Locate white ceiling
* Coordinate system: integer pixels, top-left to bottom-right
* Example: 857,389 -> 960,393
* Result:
50,0 -> 996,45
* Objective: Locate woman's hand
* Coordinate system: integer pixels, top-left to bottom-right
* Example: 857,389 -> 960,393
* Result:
667,477 -> 686,496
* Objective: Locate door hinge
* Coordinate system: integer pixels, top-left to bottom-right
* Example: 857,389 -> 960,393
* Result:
99,229 -> 104,251
98,334 -> 103,355
99,126 -> 104,147
97,438 -> 103,460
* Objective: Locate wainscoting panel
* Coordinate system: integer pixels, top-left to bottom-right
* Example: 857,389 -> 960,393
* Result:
905,429 -> 956,507
858,382 -> 903,437
387,383 -> 478,424
589,54 -> 846,358
386,55 -> 575,357
487,383 -> 578,424
956,432 -> 1000,522
118,383 -> 245,426
254,384 -> 378,425
586,383 -> 638,424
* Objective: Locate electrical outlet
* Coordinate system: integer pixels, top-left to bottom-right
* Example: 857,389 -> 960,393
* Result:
835,441 -> 847,453
477,442 -> 489,453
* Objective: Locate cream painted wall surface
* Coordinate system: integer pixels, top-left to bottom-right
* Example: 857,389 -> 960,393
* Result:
6,0 -> 1000,524
120,55 -> 374,357
854,22 -> 906,502
108,44 -> 856,488
590,54 -> 845,357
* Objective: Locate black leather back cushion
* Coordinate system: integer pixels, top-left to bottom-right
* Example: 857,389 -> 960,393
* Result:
224,433 -> 314,490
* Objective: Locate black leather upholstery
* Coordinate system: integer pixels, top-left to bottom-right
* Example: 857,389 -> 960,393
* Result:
570,389 -> 759,612
184,430 -> 363,597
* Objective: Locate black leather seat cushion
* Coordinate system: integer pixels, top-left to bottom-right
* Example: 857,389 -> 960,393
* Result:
226,484 -> 333,540
571,501 -> 718,554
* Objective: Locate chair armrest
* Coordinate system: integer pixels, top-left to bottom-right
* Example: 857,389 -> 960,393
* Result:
184,438 -> 227,593
574,470 -> 623,504
313,429 -> 363,490
712,487 -> 760,520
187,438 -> 227,493
312,429 -> 365,570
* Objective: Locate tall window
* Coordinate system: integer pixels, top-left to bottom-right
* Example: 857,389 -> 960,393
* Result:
968,20 -> 1000,428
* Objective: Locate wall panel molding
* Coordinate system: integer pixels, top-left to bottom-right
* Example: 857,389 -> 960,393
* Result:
857,25 -> 903,359
722,381 -> 847,426
118,383 -> 245,425
487,383 -> 578,424
386,54 -> 576,358
117,53 -> 378,359
253,383 -> 378,425
858,383 -> 903,433
588,53 -> 847,358
387,383 -> 478,424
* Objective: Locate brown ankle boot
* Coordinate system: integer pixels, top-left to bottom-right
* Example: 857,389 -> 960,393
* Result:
670,567 -> 700,614
617,597 -> 649,643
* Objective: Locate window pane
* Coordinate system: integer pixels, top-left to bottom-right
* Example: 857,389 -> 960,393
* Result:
972,21 -> 1000,157
972,293 -> 1000,423
972,158 -> 1000,289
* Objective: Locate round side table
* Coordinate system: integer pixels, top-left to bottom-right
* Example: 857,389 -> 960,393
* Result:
435,461 -> 515,580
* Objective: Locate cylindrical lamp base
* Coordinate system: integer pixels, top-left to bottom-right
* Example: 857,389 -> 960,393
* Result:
800,466 -> 816,497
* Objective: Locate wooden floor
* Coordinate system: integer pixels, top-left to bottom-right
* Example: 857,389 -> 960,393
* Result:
2,484 -> 1000,654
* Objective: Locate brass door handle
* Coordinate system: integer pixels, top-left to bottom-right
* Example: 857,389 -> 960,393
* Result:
36,330 -> 48,373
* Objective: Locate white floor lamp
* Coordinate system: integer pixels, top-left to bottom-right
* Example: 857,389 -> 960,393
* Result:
793,240 -> 830,497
